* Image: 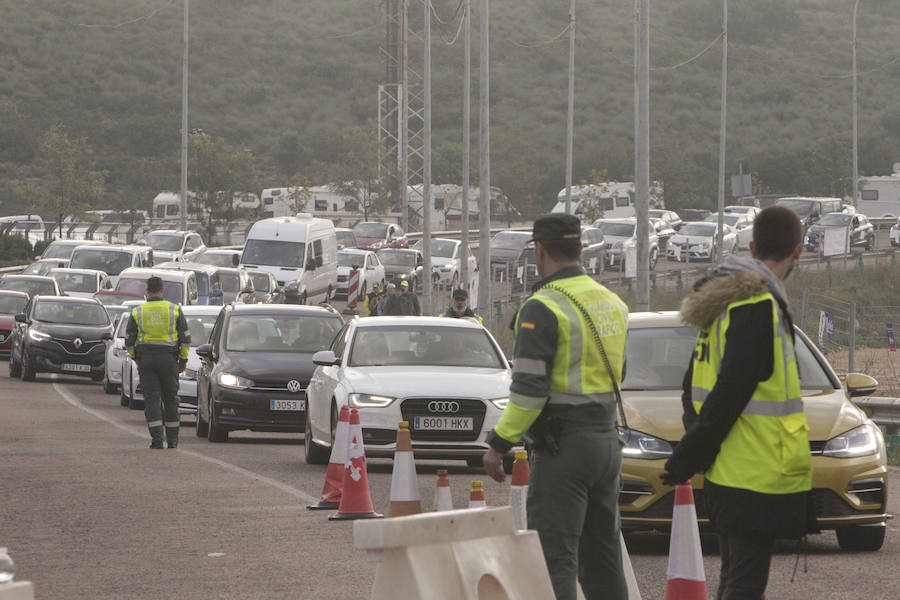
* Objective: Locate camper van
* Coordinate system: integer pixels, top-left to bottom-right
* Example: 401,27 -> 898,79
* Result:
551,182 -> 665,220
858,165 -> 900,217
239,214 -> 338,304
153,191 -> 256,222
260,186 -> 357,219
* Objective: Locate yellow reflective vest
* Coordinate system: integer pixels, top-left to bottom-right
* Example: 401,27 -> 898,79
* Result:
128,300 -> 189,360
692,292 -> 812,494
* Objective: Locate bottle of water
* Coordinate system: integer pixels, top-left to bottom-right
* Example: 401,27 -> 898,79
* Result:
0,547 -> 14,584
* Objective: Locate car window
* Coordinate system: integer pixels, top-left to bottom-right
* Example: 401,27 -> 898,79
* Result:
225,315 -> 342,352
0,295 -> 27,314
622,327 -> 695,390
53,271 -> 100,293
186,314 -> 217,347
0,279 -> 56,297
70,249 -> 133,276
349,325 -> 505,368
35,300 -> 109,326
250,272 -> 271,292
331,323 -> 350,357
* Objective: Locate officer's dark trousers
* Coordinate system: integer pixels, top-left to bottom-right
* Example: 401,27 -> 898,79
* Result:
136,348 -> 180,445
715,533 -> 774,600
527,415 -> 627,600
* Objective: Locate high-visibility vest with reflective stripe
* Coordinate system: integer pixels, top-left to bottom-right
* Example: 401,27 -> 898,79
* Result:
691,292 -> 812,494
438,311 -> 484,325
522,275 -> 628,406
133,301 -> 181,350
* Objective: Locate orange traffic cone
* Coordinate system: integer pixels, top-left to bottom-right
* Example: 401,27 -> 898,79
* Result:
308,405 -> 350,510
329,408 -> 383,520
509,450 -> 529,529
433,469 -> 453,511
665,482 -> 707,599
468,480 -> 486,508
388,421 -> 421,517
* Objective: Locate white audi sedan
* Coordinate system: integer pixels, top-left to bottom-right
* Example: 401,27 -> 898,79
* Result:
305,316 -> 513,466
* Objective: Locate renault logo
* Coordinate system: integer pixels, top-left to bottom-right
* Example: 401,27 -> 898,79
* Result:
73,338 -> 83,349
428,400 -> 460,413
286,380 -> 303,393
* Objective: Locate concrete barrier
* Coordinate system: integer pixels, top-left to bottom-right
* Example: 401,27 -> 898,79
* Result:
354,506 -> 554,599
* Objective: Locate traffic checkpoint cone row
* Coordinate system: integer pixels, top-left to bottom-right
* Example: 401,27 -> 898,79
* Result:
308,405 -> 350,510
329,408 -> 383,520
388,421 -> 422,517
665,481 -> 707,600
433,469 -> 453,511
468,480 -> 486,508
509,450 -> 529,530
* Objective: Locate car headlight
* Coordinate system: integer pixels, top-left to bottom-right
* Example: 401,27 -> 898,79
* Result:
617,428 -> 674,460
439,266 -> 452,272
822,423 -> 880,458
490,397 -> 509,410
218,372 -> 254,389
348,393 -> 395,408
371,241 -> 384,249
28,329 -> 51,342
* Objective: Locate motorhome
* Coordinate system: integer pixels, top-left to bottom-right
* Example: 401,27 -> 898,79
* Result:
551,181 -> 665,220
260,186 -> 357,219
152,191 -> 255,222
406,184 -> 516,230
240,214 -> 338,304
858,164 -> 900,217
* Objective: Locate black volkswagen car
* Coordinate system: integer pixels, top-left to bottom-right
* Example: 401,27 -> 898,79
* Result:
8,296 -> 113,381
376,248 -> 424,290
195,303 -> 344,442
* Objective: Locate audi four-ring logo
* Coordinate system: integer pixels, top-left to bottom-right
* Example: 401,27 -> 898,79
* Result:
286,380 -> 302,393
428,401 -> 460,413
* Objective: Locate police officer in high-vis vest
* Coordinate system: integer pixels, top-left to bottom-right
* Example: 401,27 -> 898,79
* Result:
483,214 -> 629,600
125,276 -> 190,449
661,206 -> 814,599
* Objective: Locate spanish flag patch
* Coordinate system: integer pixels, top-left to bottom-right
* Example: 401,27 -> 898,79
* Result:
520,321 -> 535,330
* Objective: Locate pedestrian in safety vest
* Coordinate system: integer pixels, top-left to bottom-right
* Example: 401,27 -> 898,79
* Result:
365,282 -> 383,316
438,288 -> 483,324
661,205 -> 814,599
483,213 -> 629,599
125,276 -> 190,449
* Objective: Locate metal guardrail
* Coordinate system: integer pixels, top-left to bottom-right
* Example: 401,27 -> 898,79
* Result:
853,396 -> 900,432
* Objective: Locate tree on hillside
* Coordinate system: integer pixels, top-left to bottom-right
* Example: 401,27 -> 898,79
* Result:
188,134 -> 257,239
36,124 -> 106,237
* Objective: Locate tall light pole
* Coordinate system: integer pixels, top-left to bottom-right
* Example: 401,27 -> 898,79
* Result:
852,0 -> 860,209
179,0 -> 189,232
634,0 -> 650,311
477,0 -> 491,314
564,0 -> 575,215
460,0 -> 471,292
716,0 -> 728,264
423,0 -> 433,314
400,0 -> 410,232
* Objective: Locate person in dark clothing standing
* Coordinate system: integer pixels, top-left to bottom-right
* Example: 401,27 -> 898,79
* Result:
438,288 -> 483,324
379,282 -> 403,315
661,206 -> 814,600
397,280 -> 421,315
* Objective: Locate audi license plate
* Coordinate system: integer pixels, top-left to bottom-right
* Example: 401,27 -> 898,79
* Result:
61,363 -> 91,373
414,416 -> 473,431
270,399 -> 305,411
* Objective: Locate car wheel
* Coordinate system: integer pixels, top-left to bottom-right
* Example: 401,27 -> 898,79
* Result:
324,285 -> 333,304
127,388 -> 143,411
649,248 -> 658,271
8,351 -> 22,379
119,385 -> 129,407
103,373 -> 117,394
300,291 -> 307,306
836,524 -> 885,551
195,393 -> 209,437
305,406 -> 330,465
207,396 -> 228,443
865,236 -> 874,251
21,351 -> 36,382
91,370 -> 104,382
359,282 -> 366,305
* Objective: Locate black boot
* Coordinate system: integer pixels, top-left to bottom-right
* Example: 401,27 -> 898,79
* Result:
149,440 -> 164,449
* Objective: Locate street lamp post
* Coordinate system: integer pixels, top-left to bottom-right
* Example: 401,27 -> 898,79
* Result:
180,0 -> 189,232
852,0 -> 860,210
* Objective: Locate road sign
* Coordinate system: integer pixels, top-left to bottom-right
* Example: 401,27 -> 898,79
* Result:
730,174 -> 752,197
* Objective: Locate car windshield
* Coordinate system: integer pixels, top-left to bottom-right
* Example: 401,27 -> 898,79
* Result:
349,325 -> 504,368
52,272 -> 99,293
34,300 -> 109,326
115,279 -> 184,304
678,210 -> 710,221
194,252 -> 238,267
353,222 -> 389,238
69,249 -> 132,276
680,223 -> 717,236
249,272 -> 271,292
595,222 -> 635,237
0,295 -> 27,314
338,253 -> 366,267
0,278 -> 56,297
378,250 -> 416,267
430,240 -> 457,258
218,272 -> 240,293
225,314 -> 342,352
186,314 -> 218,347
94,292 -> 142,305
141,234 -> 184,251
242,240 -> 305,268
818,213 -> 852,226
491,232 -> 530,250
42,243 -> 78,259
336,231 -> 356,247
22,263 -> 54,276
776,199 -> 814,217
705,214 -> 741,226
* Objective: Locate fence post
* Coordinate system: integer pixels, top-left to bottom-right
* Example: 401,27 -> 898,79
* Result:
800,288 -> 809,333
849,301 -> 856,374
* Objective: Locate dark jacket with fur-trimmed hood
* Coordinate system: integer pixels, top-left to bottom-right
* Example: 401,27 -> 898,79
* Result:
664,256 -> 816,540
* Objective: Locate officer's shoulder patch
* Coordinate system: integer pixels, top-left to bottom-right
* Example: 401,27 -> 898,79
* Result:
519,321 -> 535,330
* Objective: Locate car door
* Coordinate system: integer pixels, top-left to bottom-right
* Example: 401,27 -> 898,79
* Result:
198,310 -> 225,422
368,253 -> 385,287
309,323 -> 350,440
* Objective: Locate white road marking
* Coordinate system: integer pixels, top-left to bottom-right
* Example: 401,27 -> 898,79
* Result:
52,382 -> 320,504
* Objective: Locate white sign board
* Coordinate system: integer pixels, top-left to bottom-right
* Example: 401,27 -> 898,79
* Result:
823,226 -> 849,257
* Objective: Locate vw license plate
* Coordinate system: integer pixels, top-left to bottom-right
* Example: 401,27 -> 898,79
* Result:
270,399 -> 305,411
62,363 -> 91,373
414,416 -> 473,431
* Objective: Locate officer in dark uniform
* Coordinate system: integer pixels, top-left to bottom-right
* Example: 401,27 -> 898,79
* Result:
483,214 -> 629,599
125,276 -> 190,449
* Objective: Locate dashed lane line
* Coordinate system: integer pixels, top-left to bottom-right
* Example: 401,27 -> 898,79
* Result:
52,382 -> 320,504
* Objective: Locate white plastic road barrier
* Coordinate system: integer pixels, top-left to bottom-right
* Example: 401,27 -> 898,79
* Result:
388,421 -> 421,517
355,506 -> 555,600
433,469 -> 453,511
0,582 -> 35,600
665,482 -> 707,598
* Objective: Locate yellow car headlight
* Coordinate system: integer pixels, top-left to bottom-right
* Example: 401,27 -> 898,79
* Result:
822,423 -> 880,458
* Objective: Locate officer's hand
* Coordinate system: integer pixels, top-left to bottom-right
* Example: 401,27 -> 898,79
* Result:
483,448 -> 506,483
659,471 -> 686,487
178,359 -> 188,373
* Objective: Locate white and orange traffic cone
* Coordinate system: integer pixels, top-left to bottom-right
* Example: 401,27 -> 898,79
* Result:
308,405 -> 350,510
509,450 -> 529,530
329,408 -> 383,520
468,480 -> 486,508
665,481 -> 707,599
433,469 -> 453,511
388,421 -> 421,517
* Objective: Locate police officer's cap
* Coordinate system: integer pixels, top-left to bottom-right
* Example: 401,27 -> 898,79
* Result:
530,214 -> 581,243
452,288 -> 468,300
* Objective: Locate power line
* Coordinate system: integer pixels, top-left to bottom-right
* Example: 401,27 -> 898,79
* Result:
430,0 -> 463,26
439,10 -> 466,45
505,23 -> 572,48
650,32 -> 723,71
74,0 -> 176,28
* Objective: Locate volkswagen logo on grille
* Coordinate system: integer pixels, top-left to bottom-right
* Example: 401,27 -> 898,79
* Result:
428,400 -> 460,413
73,338 -> 83,349
286,380 -> 302,393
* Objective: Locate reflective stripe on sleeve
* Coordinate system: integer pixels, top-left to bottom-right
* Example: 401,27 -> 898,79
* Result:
692,386 -> 804,417
147,420 -> 164,428
512,358 -> 548,376
135,306 -> 145,342
548,391 -> 615,406
509,391 -> 548,410
164,421 -> 180,428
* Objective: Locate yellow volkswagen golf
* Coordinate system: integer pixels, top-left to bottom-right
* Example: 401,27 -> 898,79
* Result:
618,311 -> 888,551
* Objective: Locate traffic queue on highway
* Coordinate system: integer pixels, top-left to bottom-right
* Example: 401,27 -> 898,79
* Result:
0,205 -> 891,555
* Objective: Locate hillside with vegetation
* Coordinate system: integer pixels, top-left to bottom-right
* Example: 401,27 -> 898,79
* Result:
1,0 -> 900,219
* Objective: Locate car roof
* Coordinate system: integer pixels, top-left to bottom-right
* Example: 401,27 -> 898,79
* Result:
2,275 -> 55,282
627,311 -> 684,328
227,304 -> 341,317
35,295 -> 102,305
154,262 -> 217,273
72,244 -> 144,252
49,239 -> 104,246
49,268 -> 105,276
0,290 -> 29,298
146,229 -> 189,236
354,315 -> 482,329
596,218 -> 637,224
118,268 -> 192,281
180,305 -> 223,316
338,248 -> 371,255
202,248 -> 241,254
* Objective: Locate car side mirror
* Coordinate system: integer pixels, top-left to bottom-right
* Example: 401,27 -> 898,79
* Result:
232,254 -> 240,266
312,350 -> 340,366
306,257 -> 317,271
14,313 -> 26,323
101,332 -> 113,341
847,372 -> 878,398
196,343 -> 214,359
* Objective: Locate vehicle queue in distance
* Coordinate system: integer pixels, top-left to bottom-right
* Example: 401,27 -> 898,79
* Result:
0,204 -> 890,552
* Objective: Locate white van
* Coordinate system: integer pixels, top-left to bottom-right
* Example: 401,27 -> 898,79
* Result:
69,245 -> 155,287
114,268 -> 199,306
551,182 -> 665,220
240,214 -> 338,303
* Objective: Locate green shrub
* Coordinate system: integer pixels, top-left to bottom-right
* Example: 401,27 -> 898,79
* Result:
0,233 -> 33,267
